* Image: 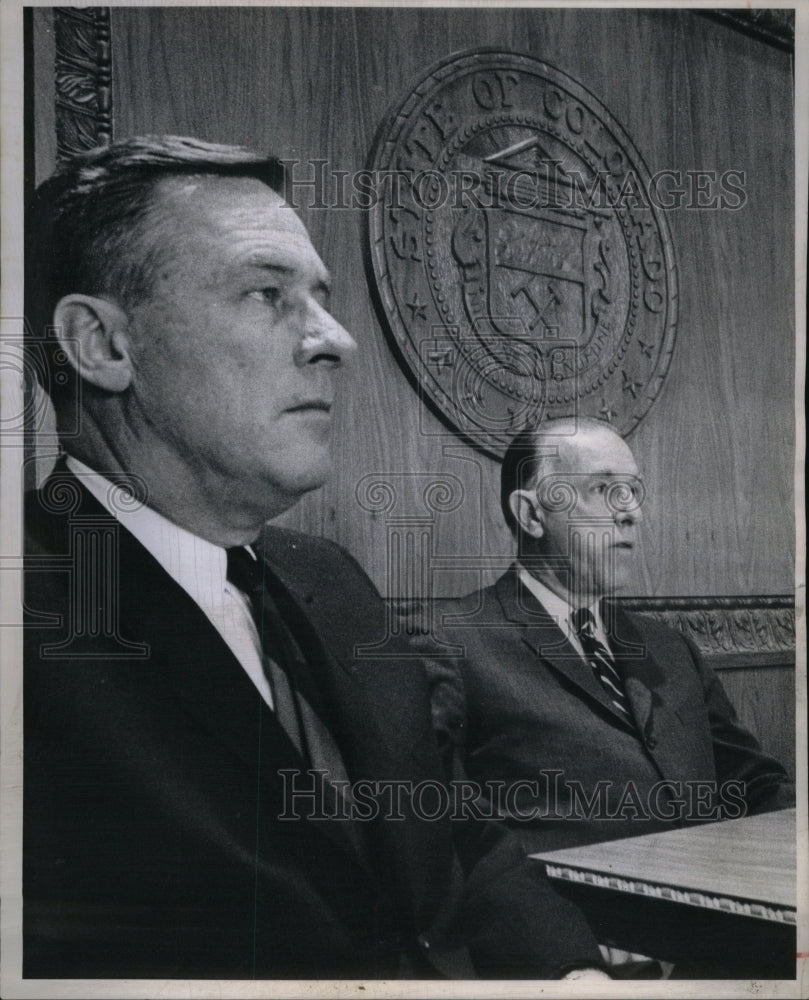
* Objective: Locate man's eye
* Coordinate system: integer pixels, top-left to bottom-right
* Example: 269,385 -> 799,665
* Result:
248,288 -> 281,306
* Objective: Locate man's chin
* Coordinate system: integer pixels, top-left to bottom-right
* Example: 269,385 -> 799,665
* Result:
275,461 -> 331,501
601,573 -> 631,597
239,459 -> 331,522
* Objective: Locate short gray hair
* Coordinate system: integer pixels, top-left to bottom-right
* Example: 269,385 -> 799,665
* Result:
499,417 -> 617,534
25,134 -> 287,409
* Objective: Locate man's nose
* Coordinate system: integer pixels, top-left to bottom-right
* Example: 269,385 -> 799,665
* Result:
613,481 -> 644,525
617,504 -> 642,526
296,301 -> 358,368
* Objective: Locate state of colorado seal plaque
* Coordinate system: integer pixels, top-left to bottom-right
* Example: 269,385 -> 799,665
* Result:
367,49 -> 677,457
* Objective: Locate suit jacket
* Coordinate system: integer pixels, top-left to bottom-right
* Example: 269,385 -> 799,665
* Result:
425,568 -> 793,853
23,469 -> 604,979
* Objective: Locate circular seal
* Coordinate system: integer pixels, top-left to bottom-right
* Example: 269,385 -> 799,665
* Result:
367,49 -> 677,457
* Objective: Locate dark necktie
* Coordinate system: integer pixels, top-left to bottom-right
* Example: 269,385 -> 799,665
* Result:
226,545 -> 306,756
226,546 -> 364,853
572,607 -> 634,725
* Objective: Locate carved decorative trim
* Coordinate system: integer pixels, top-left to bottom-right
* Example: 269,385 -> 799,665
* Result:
617,596 -> 795,670
54,7 -> 112,162
394,594 -> 795,671
699,10 -> 794,53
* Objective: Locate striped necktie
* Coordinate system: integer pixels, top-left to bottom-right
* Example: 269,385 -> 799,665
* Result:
571,607 -> 634,725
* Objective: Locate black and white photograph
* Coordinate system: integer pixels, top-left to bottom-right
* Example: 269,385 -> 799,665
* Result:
1,2 -> 806,997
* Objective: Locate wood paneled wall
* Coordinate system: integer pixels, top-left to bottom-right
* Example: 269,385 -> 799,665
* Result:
716,663 -> 795,780
34,7 -> 795,600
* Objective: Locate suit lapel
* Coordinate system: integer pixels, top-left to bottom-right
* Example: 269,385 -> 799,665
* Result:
494,568 -> 699,778
118,517 -> 315,781
495,569 -> 638,730
34,465 -> 310,777
604,602 -> 659,736
260,528 -> 454,923
248,566 -> 379,865
606,604 -> 699,779
259,530 -> 431,768
33,470 -> 384,878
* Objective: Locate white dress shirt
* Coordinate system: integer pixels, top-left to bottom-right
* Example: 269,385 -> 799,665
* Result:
517,566 -> 609,659
66,455 -> 274,707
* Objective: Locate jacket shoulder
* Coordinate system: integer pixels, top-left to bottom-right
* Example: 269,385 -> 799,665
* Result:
437,571 -> 508,616
261,525 -> 370,583
262,524 -> 347,558
259,526 -> 386,629
615,605 -> 696,653
440,586 -> 497,616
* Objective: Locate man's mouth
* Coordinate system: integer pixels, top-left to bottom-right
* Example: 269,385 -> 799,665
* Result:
286,400 -> 332,413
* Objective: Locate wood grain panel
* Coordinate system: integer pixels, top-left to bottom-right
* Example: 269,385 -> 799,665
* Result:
56,7 -> 793,599
715,664 -> 795,780
31,8 -> 56,186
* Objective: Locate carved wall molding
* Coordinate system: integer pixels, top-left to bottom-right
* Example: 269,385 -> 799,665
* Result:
617,595 -> 795,670
396,594 -> 795,671
54,6 -> 112,162
700,10 -> 794,53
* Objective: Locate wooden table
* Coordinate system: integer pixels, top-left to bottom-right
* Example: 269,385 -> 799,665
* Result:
531,809 -> 797,978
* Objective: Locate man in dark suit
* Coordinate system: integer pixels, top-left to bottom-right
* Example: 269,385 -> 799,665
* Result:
22,136 -> 608,980
427,420 -> 793,852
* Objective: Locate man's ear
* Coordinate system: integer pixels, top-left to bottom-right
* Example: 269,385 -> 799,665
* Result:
52,294 -> 134,393
508,489 -> 545,540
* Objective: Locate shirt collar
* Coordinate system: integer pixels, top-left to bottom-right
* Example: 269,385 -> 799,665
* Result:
65,454 -> 228,606
517,565 -> 604,638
